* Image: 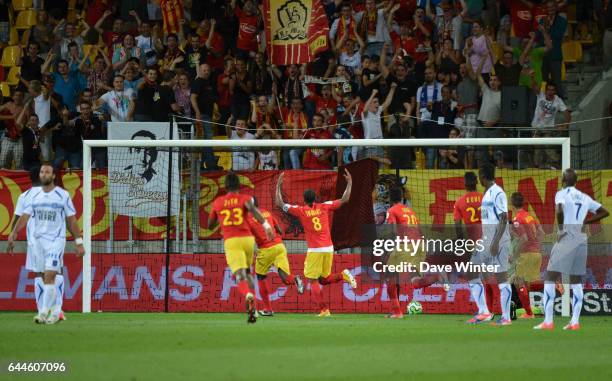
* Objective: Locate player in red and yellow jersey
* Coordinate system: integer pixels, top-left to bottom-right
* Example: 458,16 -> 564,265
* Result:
384,187 -> 449,318
510,192 -> 545,319
275,168 -> 357,317
453,172 -> 483,242
247,198 -> 304,317
207,172 -> 274,324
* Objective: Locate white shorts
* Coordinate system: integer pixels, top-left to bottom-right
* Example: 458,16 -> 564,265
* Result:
547,235 -> 587,275
27,239 -> 66,273
471,239 -> 510,273
25,243 -> 44,273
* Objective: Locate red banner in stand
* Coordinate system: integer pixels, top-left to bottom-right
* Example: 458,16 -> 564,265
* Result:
1,253 -> 611,314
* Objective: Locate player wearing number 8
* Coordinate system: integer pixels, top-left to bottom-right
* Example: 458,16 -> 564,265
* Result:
276,169 -> 357,317
208,172 -> 275,324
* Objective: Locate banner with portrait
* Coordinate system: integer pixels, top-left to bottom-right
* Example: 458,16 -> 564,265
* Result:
264,0 -> 330,65
107,122 -> 180,217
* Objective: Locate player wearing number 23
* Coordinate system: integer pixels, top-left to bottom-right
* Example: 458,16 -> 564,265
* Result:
208,172 -> 275,323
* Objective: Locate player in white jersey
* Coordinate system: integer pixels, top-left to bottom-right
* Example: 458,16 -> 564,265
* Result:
8,164 -> 84,324
466,163 -> 513,326
534,169 -> 609,331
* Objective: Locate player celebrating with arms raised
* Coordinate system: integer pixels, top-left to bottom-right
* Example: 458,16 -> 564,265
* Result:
534,169 -> 609,330
247,197 -> 304,316
208,172 -> 275,324
8,164 -> 84,324
275,169 -> 357,317
467,163 -> 513,326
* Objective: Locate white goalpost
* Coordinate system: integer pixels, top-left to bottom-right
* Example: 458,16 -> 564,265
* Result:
82,136 -> 572,315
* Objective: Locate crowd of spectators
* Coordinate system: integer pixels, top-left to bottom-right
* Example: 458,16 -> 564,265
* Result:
0,0 -> 608,172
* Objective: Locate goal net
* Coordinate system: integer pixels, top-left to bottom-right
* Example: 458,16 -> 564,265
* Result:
81,129 -> 601,315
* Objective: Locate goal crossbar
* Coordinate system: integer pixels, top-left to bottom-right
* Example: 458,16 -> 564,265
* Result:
81,137 -> 571,314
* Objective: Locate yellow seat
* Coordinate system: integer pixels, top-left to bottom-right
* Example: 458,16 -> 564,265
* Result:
213,135 -> 232,170
0,83 -> 10,97
8,27 -> 19,46
562,41 -> 582,63
561,62 -> 566,81
1,46 -> 22,67
12,0 -> 33,11
490,41 -> 503,62
5,66 -> 20,86
15,9 -> 37,30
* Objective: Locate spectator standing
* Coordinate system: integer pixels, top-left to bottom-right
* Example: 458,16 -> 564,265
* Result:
57,22 -> 85,61
29,10 -> 55,55
54,109 -> 84,169
360,84 -> 396,161
229,57 -> 253,119
226,117 -> 256,171
466,20 -> 493,83
539,0 -> 567,99
281,98 -> 308,169
95,74 -> 136,122
43,56 -> 84,112
135,20 -> 158,67
0,90 -> 25,169
197,18 -> 225,73
184,30 -> 213,80
302,113 -> 334,170
134,68 -> 179,121
31,78 -> 62,162
476,57 -> 502,165
494,50 -> 523,87
191,63 -> 219,170
18,42 -> 45,89
439,127 -> 466,169
81,48 -> 112,97
356,0 -> 391,57
16,109 -> 42,171
112,34 -> 144,72
416,66 -> 443,128
455,62 -> 479,167
231,0 -> 260,58
174,73 -> 192,116
78,100 -> 107,168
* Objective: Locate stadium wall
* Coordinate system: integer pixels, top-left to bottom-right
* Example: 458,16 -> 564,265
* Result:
1,253 -> 611,314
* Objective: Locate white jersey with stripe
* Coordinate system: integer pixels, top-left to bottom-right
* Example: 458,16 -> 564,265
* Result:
555,186 -> 601,236
480,183 -> 510,243
23,186 -> 76,242
14,187 -> 40,243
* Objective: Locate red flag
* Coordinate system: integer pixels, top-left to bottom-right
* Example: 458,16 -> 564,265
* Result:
264,0 -> 330,65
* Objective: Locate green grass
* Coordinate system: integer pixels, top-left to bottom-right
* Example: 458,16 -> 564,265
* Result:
1,313 -> 611,381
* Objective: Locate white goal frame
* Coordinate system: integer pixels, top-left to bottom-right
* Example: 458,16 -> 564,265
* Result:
82,137 -> 571,315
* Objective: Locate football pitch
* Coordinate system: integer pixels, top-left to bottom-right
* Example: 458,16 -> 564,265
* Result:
1,313 -> 611,381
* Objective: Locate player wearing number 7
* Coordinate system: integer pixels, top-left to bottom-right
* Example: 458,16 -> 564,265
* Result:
208,172 -> 276,324
534,169 -> 609,331
275,168 -> 357,317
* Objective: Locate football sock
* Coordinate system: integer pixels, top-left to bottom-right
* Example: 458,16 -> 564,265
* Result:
319,273 -> 343,285
387,283 -> 402,315
34,277 -> 44,315
543,282 -> 555,324
54,274 -> 64,315
518,286 -> 533,315
41,284 -> 55,316
258,279 -> 272,311
570,283 -> 583,325
310,281 -> 326,311
282,274 -> 295,286
468,278 -> 489,315
485,282 -> 499,314
237,280 -> 251,299
498,283 -> 512,321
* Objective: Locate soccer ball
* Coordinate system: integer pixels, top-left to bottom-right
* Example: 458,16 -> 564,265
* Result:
407,301 -> 423,315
